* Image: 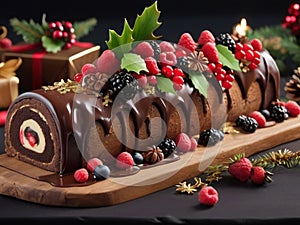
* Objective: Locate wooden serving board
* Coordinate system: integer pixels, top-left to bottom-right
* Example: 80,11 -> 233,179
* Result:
0,116 -> 300,207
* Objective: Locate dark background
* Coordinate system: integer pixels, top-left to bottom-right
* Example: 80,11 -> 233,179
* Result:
0,0 -> 294,49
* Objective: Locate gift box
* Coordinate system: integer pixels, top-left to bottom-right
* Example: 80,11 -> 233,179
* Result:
0,76 -> 19,109
0,43 -> 100,93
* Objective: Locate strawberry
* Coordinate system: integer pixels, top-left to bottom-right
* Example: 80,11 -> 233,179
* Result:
285,100 -> 300,117
228,157 -> 252,182
116,152 -> 134,169
175,132 -> 191,153
250,166 -> 266,185
178,32 -> 196,52
249,111 -> 266,128
198,186 -> 219,206
201,42 -> 219,64
198,30 -> 215,45
96,49 -> 120,75
132,41 -> 154,58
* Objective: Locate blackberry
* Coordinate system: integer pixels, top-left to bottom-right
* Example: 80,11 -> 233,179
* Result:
157,138 -> 176,157
216,33 -> 236,53
149,40 -> 161,59
198,128 -> 223,146
176,56 -> 189,72
269,104 -> 288,122
235,115 -> 258,133
108,70 -> 139,101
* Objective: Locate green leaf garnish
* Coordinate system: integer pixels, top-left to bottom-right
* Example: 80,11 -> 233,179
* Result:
41,36 -> 65,53
105,19 -> 134,51
9,17 -> 45,44
121,53 -> 148,74
216,44 -> 241,72
156,75 -> 176,94
189,71 -> 209,98
132,1 -> 162,41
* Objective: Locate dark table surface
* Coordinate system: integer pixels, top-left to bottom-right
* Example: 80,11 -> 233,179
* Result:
1,126 -> 300,225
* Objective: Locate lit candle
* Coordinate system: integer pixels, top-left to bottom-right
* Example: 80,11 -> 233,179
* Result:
232,18 -> 251,43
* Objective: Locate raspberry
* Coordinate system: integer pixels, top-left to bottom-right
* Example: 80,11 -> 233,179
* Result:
198,186 -> 219,206
96,49 -> 120,75
201,42 -> 219,63
132,41 -> 154,59
116,152 -> 134,169
228,157 -> 252,182
249,111 -> 266,128
250,166 -> 266,185
159,41 -> 175,53
189,137 -> 198,151
159,52 -> 177,66
250,38 -> 263,52
136,74 -> 148,88
0,37 -> 12,49
178,32 -> 196,52
175,132 -> 191,153
74,168 -> 89,183
285,100 -> 300,117
145,57 -> 160,75
198,30 -> 215,45
81,63 -> 97,76
86,157 -> 103,172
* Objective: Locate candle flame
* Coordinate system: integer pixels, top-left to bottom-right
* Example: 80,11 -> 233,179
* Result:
235,18 -> 248,37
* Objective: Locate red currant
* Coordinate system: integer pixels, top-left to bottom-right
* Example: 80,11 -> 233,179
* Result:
248,62 -> 258,70
74,73 -> 83,83
224,74 -> 235,82
242,43 -> 254,51
172,75 -> 184,85
147,75 -> 157,85
252,57 -> 261,65
222,80 -> 233,89
235,42 -> 243,51
162,65 -> 174,78
235,50 -> 246,60
173,82 -> 183,91
208,63 -> 216,72
245,50 -> 254,61
173,68 -> 184,77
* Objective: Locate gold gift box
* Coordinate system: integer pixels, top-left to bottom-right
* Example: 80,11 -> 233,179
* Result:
0,76 -> 19,109
1,44 -> 100,93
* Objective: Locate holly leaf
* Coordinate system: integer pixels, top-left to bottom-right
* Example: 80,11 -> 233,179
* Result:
41,36 -> 64,53
189,71 -> 209,98
105,18 -> 134,52
216,44 -> 241,72
132,1 -> 162,41
156,75 -> 176,94
73,17 -> 98,40
120,53 -> 148,74
10,17 -> 45,43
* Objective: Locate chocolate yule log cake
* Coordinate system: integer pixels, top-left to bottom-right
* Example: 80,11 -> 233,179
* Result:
4,2 -> 280,180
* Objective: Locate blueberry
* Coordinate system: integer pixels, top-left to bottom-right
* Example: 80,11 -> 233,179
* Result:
94,165 -> 110,180
132,152 -> 144,164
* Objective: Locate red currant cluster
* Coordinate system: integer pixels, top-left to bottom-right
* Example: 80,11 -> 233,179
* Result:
161,65 -> 185,90
208,62 -> 235,90
47,21 -> 76,49
234,42 -> 261,72
282,3 -> 300,39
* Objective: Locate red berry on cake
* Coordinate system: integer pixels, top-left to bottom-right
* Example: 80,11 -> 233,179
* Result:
159,41 -> 175,53
250,38 -> 263,52
147,75 -> 157,85
285,100 -> 300,117
87,157 -> 103,172
198,186 -> 219,206
96,49 -> 120,75
250,166 -> 266,185
228,157 -> 252,182
198,30 -> 215,45
81,63 -> 97,76
136,74 -> 148,88
74,73 -> 83,83
249,110 -> 266,128
145,57 -> 160,75
201,42 -> 219,63
74,168 -> 89,183
178,32 -> 197,52
175,132 -> 191,153
189,137 -> 198,151
159,52 -> 177,66
132,41 -> 154,59
116,152 -> 134,169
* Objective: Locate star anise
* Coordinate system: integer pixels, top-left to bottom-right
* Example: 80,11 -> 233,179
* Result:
187,51 -> 209,73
